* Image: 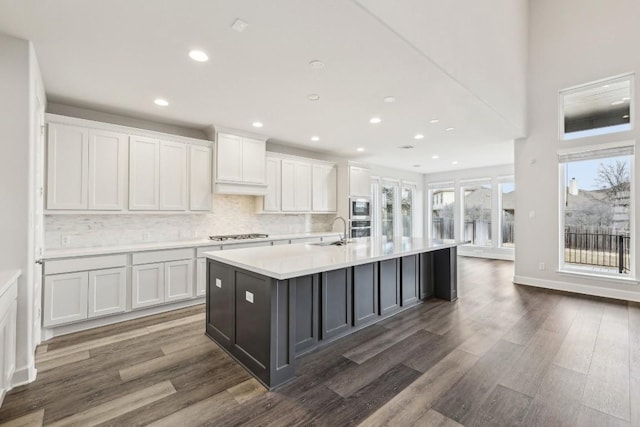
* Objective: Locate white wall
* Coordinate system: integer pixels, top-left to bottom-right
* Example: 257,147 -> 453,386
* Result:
0,34 -> 43,386
424,164 -> 514,260
515,0 -> 640,301
354,0 -> 528,136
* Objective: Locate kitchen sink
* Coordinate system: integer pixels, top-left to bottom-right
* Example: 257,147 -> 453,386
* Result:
309,240 -> 350,247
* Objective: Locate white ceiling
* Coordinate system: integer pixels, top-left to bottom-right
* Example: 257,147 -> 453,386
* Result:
0,0 -> 520,173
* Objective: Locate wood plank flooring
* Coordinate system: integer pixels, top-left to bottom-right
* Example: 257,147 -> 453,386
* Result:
1,257 -> 637,426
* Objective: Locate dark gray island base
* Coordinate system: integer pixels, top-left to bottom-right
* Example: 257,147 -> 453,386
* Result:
205,242 -> 458,390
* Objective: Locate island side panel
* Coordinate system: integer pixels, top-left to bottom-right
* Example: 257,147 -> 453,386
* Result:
379,258 -> 401,315
206,260 -> 234,349
293,274 -> 319,355
432,247 -> 458,301
270,278 -> 296,386
321,268 -> 352,339
353,262 -> 379,326
401,255 -> 419,306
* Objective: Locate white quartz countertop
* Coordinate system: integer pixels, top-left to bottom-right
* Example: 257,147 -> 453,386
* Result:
204,237 -> 463,280
43,232 -> 341,259
0,269 -> 21,297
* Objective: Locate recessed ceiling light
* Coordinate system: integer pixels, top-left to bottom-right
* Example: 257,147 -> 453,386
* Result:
188,50 -> 209,62
399,145 -> 415,149
611,100 -> 625,106
231,19 -> 248,33
429,119 -> 440,124
414,134 -> 425,140
623,115 -> 630,119
383,96 -> 396,103
412,165 -> 421,168
252,122 -> 263,128
432,155 -> 440,159
154,98 -> 169,107
445,127 -> 455,131
311,136 -> 320,142
602,84 -> 610,88
369,117 -> 382,124
623,97 -> 631,101
356,147 -> 365,152
307,94 -> 320,101
451,161 -> 459,165
309,60 -> 325,69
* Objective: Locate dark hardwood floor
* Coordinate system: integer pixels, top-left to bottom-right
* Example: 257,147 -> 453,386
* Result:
1,257 -> 638,426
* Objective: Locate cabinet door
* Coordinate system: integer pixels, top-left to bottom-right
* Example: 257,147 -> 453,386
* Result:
282,160 -> 311,212
207,261 -> 235,347
401,255 -> 419,305
88,267 -> 127,318
47,123 -> 89,209
165,259 -> 194,302
129,136 -> 160,210
159,140 -> 188,210
241,137 -> 266,184
349,166 -> 371,197
196,257 -> 207,296
216,133 -> 243,182
44,272 -> 88,326
263,156 -> 281,212
353,263 -> 379,326
379,259 -> 400,315
87,129 -> 128,210
190,145 -> 212,211
131,263 -> 164,309
312,164 -> 337,212
321,268 -> 352,339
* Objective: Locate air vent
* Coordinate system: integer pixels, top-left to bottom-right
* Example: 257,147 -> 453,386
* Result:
399,145 -> 415,149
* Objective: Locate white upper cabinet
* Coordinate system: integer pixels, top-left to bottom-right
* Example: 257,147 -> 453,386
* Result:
312,163 -> 337,213
47,123 -> 89,210
262,156 -> 281,212
87,129 -> 128,210
216,133 -> 243,182
281,159 -> 312,212
349,166 -> 372,197
190,145 -> 212,211
215,131 -> 267,195
129,136 -> 160,210
159,140 -> 188,211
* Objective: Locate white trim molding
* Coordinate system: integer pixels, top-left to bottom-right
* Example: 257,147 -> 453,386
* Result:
513,274 -> 640,302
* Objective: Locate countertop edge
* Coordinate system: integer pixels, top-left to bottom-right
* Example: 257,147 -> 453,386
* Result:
0,269 -> 21,297
203,241 -> 461,280
43,232 -> 342,260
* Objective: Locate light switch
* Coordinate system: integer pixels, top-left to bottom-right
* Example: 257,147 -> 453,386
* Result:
245,291 -> 254,303
215,278 -> 221,288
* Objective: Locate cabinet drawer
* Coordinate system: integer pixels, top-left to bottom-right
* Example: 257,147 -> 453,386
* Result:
196,245 -> 223,257
132,248 -> 193,265
45,254 -> 127,275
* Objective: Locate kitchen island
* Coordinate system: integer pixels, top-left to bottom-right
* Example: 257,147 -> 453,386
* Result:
204,237 -> 462,389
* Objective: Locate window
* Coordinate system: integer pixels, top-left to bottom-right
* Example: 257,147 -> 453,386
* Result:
500,181 -> 515,248
559,144 -> 634,276
401,184 -> 415,239
430,184 -> 455,240
462,182 -> 492,246
560,74 -> 633,140
381,181 -> 397,241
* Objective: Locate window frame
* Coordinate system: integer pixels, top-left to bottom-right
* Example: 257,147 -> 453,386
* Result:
428,181 -> 456,241
460,178 -> 493,247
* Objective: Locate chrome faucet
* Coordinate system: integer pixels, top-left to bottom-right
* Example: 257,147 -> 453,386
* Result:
332,216 -> 347,244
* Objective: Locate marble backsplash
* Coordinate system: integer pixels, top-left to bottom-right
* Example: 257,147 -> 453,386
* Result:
45,195 -> 336,249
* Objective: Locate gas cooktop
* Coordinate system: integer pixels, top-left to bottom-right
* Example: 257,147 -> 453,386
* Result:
209,233 -> 269,241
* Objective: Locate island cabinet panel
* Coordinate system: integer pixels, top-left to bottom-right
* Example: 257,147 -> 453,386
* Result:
234,272 -> 270,370
401,255 -> 419,306
353,263 -> 379,326
207,261 -> 235,348
294,275 -> 319,354
379,259 -> 400,315
321,268 -> 352,339
432,247 -> 458,301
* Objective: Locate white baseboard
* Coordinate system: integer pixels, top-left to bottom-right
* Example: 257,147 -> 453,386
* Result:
10,364 -> 37,388
513,275 -> 640,302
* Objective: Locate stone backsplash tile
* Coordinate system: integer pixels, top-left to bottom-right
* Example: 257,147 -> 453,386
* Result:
46,195 -> 335,249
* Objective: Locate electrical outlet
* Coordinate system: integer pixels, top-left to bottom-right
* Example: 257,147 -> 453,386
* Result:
142,232 -> 151,241
61,235 -> 71,246
539,262 -> 545,270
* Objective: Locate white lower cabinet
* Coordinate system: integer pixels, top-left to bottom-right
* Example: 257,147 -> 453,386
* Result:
131,263 -> 165,309
1,276 -> 17,404
88,267 -> 126,318
196,258 -> 207,297
165,260 -> 193,302
44,272 -> 89,326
